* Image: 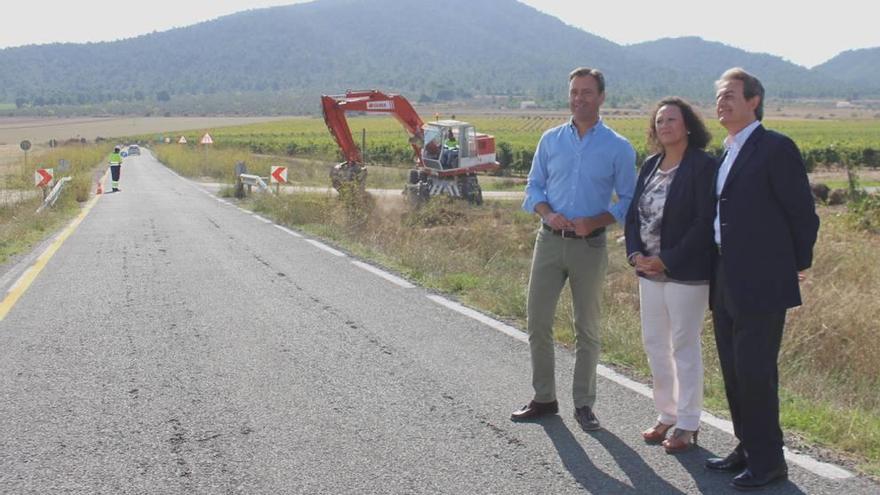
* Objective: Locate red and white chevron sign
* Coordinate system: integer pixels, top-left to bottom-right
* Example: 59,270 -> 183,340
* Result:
35,168 -> 53,188
271,166 -> 288,184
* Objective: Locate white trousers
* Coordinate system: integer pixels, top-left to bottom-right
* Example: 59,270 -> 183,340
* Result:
638,278 -> 709,431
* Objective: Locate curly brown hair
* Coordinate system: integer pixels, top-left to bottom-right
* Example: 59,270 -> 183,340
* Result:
647,96 -> 711,152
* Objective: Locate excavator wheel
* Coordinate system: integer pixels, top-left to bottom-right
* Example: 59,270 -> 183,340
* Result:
458,174 -> 483,205
471,184 -> 483,206
408,169 -> 420,185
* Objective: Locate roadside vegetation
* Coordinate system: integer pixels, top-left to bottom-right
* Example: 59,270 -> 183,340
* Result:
152,143 -> 525,192
0,145 -> 109,264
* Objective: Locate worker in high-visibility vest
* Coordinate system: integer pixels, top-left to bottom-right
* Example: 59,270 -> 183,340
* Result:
109,146 -> 123,192
441,129 -> 459,169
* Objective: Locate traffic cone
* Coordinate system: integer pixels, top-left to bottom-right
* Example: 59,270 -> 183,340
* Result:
96,180 -> 103,195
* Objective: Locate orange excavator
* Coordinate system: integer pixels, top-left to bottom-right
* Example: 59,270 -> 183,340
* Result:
321,89 -> 499,204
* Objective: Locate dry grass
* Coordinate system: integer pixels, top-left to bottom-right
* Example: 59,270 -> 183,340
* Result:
155,144 -> 526,192
784,208 -> 880,409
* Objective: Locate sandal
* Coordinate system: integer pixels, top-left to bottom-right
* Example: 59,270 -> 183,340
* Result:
662,428 -> 699,454
641,422 -> 673,444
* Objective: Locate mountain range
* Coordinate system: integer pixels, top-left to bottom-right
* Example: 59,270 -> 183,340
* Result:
0,0 -> 877,114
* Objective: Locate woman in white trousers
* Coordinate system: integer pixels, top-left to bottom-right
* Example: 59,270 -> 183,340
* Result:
624,97 -> 717,453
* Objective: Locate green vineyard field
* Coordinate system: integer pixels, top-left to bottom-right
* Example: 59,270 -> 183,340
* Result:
150,114 -> 880,173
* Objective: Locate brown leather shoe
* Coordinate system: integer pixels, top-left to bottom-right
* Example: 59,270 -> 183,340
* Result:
510,400 -> 559,421
641,422 -> 673,444
662,428 -> 699,454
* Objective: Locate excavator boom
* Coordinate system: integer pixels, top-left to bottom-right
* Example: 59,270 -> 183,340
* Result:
321,90 -> 425,166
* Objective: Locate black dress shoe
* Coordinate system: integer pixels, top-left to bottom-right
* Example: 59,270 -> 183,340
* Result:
510,400 -> 558,421
731,464 -> 788,491
706,450 -> 747,472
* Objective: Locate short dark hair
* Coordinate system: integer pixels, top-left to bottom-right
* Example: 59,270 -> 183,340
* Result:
569,67 -> 605,94
648,97 -> 712,152
716,67 -> 765,121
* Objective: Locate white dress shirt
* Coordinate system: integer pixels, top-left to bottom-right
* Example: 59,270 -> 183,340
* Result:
714,120 -> 761,246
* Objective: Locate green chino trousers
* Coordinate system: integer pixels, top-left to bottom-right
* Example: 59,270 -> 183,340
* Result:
527,228 -> 608,408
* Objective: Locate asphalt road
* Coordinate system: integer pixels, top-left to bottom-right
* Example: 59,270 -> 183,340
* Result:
0,150 -> 876,494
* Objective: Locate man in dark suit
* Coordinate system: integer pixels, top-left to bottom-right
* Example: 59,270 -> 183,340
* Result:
706,68 -> 820,491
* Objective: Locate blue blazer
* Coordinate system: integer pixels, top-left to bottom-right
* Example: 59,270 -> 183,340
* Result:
712,125 -> 820,312
625,147 -> 717,281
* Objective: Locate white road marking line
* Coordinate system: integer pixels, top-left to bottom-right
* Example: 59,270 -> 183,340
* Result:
1,195 -> 100,321
783,449 -> 853,480
305,239 -> 346,257
425,295 -> 527,342
273,225 -> 303,238
424,294 -> 854,480
252,214 -> 273,224
351,261 -> 414,288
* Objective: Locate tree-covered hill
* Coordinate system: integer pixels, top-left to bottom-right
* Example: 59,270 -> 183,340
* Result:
0,0 -> 876,113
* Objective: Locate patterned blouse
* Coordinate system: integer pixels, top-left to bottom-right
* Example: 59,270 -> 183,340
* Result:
638,164 -> 678,281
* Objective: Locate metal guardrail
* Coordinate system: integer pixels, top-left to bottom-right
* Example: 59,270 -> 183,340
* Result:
236,173 -> 270,197
36,176 -> 71,213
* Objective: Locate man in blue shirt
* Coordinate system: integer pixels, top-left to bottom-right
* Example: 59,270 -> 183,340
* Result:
511,67 -> 636,431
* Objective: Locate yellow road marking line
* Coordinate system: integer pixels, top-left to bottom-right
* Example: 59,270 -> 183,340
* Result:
0,187 -> 103,322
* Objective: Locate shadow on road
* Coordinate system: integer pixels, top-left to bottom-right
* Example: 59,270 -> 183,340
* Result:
538,416 -> 684,494
538,417 -> 807,494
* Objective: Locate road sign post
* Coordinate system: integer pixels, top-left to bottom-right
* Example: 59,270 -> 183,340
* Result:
200,133 -> 213,175
234,162 -> 248,198
20,140 -> 31,172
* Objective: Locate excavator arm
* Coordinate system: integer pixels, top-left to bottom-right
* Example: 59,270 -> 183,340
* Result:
321,90 -> 426,167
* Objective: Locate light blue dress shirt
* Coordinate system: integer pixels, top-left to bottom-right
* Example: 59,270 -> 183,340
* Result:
523,118 -> 637,224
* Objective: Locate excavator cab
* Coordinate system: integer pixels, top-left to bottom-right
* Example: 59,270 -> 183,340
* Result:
421,120 -> 477,171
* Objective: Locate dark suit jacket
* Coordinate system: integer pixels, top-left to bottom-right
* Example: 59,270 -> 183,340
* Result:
712,125 -> 820,312
625,147 -> 717,281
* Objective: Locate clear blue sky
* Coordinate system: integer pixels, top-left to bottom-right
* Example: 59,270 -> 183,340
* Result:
0,0 -> 875,68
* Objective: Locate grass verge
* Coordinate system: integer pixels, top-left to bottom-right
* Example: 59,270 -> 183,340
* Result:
151,144 -> 524,191
0,145 -> 110,264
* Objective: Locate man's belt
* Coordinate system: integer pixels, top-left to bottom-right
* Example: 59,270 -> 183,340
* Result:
542,223 -> 606,239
